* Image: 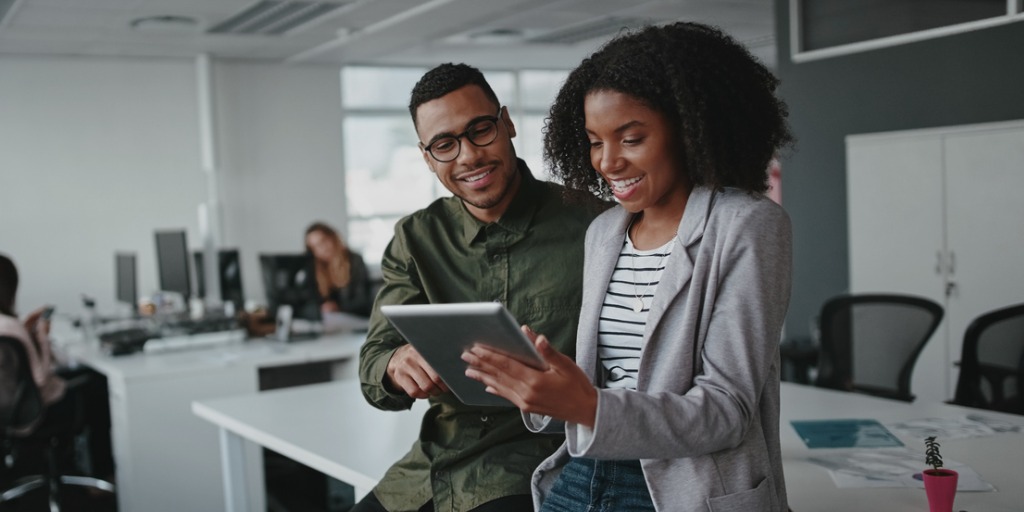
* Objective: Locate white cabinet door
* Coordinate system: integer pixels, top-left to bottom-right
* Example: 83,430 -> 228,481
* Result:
847,135 -> 946,298
847,134 -> 948,402
847,121 -> 1024,403
943,127 -> 1024,391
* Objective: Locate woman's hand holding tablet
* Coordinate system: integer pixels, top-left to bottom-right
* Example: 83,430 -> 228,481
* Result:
380,302 -> 546,407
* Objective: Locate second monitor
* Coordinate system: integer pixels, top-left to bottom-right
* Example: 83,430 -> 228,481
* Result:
115,252 -> 137,313
154,230 -> 191,301
259,253 -> 321,322
194,249 -> 245,312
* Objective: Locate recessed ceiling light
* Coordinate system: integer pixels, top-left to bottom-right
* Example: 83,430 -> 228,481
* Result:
469,28 -> 524,44
130,15 -> 200,33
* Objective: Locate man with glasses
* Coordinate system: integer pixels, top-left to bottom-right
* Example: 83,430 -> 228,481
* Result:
355,63 -> 605,512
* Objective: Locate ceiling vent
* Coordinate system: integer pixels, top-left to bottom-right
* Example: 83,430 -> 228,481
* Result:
1,0 -> 20,26
528,16 -> 650,45
208,1 -> 347,36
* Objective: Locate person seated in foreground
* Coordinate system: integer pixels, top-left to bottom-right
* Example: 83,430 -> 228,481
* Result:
462,22 -> 795,511
353,63 -> 605,512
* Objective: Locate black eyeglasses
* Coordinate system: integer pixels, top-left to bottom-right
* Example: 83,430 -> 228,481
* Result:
421,107 -> 504,162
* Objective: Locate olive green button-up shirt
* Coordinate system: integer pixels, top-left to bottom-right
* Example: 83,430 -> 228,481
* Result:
358,161 -> 603,512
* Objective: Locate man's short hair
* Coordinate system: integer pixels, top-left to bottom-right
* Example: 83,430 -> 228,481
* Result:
409,63 -> 500,127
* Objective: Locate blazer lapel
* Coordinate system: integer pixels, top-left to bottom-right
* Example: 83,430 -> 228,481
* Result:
577,208 -> 632,380
644,187 -> 714,338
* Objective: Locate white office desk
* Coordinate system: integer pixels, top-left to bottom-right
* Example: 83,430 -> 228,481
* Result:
781,382 -> 1024,512
193,380 -> 428,511
195,380 -> 1024,512
57,328 -> 366,512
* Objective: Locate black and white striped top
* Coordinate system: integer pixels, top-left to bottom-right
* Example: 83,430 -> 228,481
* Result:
597,234 -> 674,390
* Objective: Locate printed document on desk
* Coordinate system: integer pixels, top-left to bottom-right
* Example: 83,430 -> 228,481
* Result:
791,419 -> 903,448
885,414 -> 1023,440
804,448 -> 995,491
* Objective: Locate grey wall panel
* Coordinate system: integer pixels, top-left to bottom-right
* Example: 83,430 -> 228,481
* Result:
774,0 -> 1024,339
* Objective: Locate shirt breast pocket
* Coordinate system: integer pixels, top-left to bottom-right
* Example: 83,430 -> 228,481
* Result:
508,296 -> 582,358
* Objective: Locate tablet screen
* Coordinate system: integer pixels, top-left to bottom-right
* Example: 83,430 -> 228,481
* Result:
381,302 -> 545,407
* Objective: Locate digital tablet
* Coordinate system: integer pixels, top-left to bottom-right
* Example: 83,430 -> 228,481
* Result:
380,302 -> 547,407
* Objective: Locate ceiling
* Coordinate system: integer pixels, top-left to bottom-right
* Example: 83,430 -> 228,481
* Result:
0,0 -> 777,69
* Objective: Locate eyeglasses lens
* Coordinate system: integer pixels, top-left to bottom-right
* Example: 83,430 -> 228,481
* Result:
429,118 -> 499,162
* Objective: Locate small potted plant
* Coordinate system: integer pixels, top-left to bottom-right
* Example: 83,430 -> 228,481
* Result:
922,436 -> 958,512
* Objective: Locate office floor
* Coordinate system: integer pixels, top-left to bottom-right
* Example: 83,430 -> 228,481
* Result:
0,486 -> 117,512
1,438 -> 117,512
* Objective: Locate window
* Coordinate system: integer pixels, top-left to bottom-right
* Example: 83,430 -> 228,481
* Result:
791,0 -> 1024,62
341,67 -> 568,268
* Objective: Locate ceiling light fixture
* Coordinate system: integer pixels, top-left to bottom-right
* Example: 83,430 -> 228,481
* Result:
130,15 -> 200,33
468,28 -> 524,44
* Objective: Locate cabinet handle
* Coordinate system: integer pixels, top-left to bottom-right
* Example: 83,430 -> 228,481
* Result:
948,251 -> 956,275
935,251 -> 943,274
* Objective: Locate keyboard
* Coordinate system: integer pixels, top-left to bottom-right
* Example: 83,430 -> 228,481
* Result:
99,327 -> 156,356
159,315 -> 240,336
142,329 -> 246,354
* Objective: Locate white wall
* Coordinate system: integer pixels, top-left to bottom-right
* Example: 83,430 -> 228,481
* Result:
214,61 -> 346,303
0,55 -> 344,320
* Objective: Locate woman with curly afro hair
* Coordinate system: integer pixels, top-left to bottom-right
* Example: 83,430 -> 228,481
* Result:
463,22 -> 794,511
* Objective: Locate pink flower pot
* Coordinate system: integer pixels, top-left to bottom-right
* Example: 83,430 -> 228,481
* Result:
922,468 -> 958,512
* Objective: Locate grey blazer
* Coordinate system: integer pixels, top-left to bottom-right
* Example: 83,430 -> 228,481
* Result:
527,186 -> 792,511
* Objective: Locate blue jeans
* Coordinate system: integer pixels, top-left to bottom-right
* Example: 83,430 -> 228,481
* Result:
540,458 -> 655,512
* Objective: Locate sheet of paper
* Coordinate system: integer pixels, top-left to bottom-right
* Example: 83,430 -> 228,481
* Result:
884,416 -> 997,440
804,448 -> 995,491
791,419 -> 903,448
884,413 -> 1019,438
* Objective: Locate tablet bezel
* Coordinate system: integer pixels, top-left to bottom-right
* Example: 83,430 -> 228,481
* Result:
380,302 -> 546,407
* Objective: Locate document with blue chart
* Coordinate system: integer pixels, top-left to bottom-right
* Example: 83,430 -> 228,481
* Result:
790,419 -> 904,448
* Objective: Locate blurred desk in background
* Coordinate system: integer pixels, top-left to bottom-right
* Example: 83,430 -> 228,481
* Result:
56,323 -> 364,512
194,380 -> 427,511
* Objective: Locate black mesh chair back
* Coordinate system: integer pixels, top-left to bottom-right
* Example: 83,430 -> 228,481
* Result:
1,335 -> 116,509
0,336 -> 43,437
952,303 -> 1024,415
815,294 -> 944,402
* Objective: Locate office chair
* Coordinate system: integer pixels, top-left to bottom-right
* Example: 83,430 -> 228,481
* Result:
814,294 -> 944,402
1,335 -> 44,437
0,335 -> 115,511
952,303 -> 1024,415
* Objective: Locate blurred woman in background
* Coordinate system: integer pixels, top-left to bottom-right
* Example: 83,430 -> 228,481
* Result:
0,253 -> 65,408
304,222 -> 373,317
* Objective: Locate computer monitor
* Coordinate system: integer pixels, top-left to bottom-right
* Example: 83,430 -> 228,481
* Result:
115,252 -> 137,312
259,253 -> 320,321
154,230 -> 191,301
194,249 -> 244,312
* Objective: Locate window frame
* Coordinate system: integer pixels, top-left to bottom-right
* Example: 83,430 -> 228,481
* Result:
789,0 -> 1024,63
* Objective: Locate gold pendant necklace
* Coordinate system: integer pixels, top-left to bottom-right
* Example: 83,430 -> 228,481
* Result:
629,214 -> 674,314
631,244 -> 672,313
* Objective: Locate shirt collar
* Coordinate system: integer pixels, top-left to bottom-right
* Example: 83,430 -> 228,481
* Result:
457,158 -> 540,244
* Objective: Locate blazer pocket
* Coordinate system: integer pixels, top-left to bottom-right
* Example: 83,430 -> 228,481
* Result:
705,477 -> 772,512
